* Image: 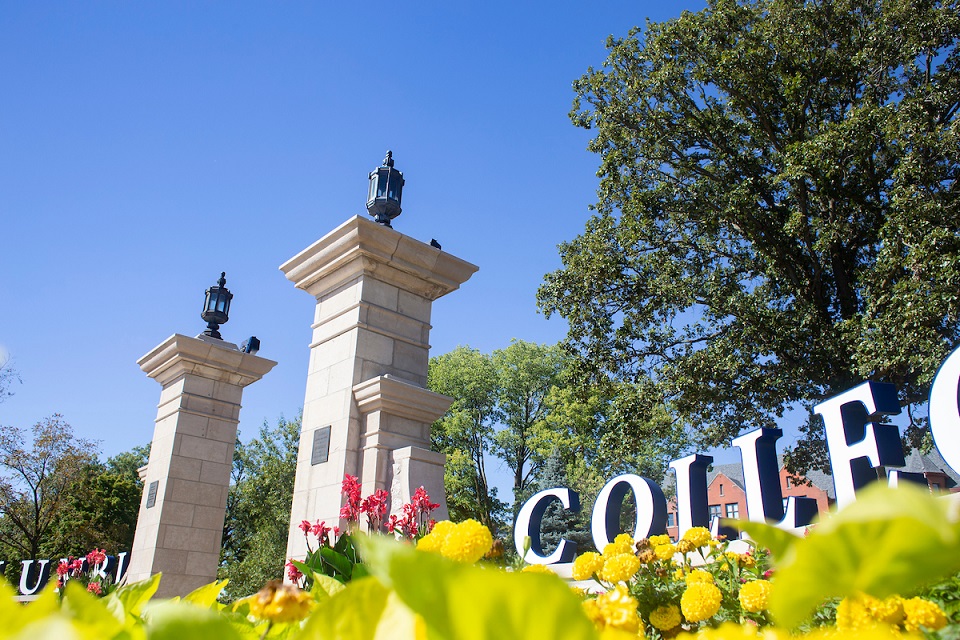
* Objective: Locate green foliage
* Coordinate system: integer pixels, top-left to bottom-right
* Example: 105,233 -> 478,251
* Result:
0,415 -> 100,560
538,0 -> 960,472
105,444 -> 150,489
427,346 -> 506,532
357,534 -> 599,640
738,484 -> 960,629
219,414 -> 301,601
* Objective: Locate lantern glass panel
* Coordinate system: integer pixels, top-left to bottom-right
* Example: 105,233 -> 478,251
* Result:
216,295 -> 227,313
368,177 -> 377,201
377,170 -> 388,197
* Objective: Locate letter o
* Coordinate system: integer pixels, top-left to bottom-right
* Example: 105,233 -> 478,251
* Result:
591,474 -> 667,550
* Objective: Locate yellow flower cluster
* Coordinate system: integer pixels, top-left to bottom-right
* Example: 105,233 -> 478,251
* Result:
682,526 -> 712,548
649,604 -> 682,631
837,593 -> 946,634
582,585 -> 642,634
599,553 -> 641,583
649,534 -> 671,546
738,580 -> 771,613
654,543 -> 677,560
417,519 -> 493,563
680,581 -> 723,623
603,533 -> 636,556
685,569 -> 714,585
520,563 -> 553,575
571,551 -> 605,581
248,580 -> 312,624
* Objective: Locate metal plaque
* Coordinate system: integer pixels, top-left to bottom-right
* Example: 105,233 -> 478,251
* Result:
146,481 -> 159,508
311,426 -> 331,465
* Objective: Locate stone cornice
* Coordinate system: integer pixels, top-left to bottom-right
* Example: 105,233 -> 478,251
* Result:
279,216 -> 478,301
138,334 -> 277,388
352,375 -> 453,424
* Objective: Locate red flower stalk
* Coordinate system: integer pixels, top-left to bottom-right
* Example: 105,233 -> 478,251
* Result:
286,560 -> 303,583
339,474 -> 363,522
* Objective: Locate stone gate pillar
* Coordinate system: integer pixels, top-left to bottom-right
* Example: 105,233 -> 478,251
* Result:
281,216 -> 477,561
126,334 -> 276,596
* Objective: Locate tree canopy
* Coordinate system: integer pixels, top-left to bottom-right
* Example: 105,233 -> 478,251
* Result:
538,0 -> 960,471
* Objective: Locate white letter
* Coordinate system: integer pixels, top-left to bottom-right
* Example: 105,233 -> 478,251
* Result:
814,381 -> 904,509
514,487 -> 580,565
591,474 -> 667,550
668,454 -> 712,539
929,345 -> 960,476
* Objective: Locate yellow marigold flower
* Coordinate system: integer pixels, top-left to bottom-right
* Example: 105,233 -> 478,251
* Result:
673,567 -> 686,581
418,520 -> 456,553
521,563 -> 553,575
649,534 -> 671,546
864,594 -> 904,626
440,519 -> 493,563
572,552 -> 605,580
836,596 -> 873,632
614,533 -> 635,549
903,597 -> 947,632
570,586 -> 587,598
654,543 -> 677,561
682,526 -> 712,548
685,569 -> 714,585
595,585 -> 642,633
680,582 -> 722,623
249,580 -> 312,624
649,604 -> 682,631
738,580 -> 772,613
599,553 -> 641,583
582,599 -> 604,626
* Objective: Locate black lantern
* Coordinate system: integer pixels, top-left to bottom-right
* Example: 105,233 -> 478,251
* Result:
201,272 -> 233,339
366,150 -> 404,227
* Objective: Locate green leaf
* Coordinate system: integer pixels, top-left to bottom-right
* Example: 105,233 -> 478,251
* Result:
113,573 -> 162,617
301,576 -> 417,639
733,519 -> 800,560
144,601 -> 243,640
309,572 -> 346,600
320,548 -> 354,580
766,484 -> 960,629
357,534 -> 599,640
58,580 -> 126,638
182,579 -> 228,608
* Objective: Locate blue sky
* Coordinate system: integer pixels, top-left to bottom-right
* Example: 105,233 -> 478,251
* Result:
0,2 -> 712,486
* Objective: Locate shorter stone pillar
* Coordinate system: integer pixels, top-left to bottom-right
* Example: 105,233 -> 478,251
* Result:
353,375 -> 453,520
126,334 -> 276,597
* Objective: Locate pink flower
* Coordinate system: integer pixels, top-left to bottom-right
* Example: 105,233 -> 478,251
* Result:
86,582 -> 102,596
340,474 -> 363,522
299,520 -> 312,534
56,560 -> 70,578
69,558 -> 84,576
311,521 -> 332,546
286,560 -> 303,582
85,548 -> 107,567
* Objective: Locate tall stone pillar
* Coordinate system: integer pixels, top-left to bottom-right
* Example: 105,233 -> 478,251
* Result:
281,216 -> 477,561
127,334 -> 276,596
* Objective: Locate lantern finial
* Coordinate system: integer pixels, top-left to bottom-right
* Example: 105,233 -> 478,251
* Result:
201,272 -> 233,340
367,151 -> 404,227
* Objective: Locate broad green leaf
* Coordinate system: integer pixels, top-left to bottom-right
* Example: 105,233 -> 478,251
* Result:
310,572 -> 346,600
358,535 -> 599,640
113,573 -> 162,617
144,601 -> 243,640
734,519 -> 800,560
57,581 -> 127,638
182,579 -> 228,608
319,548 -> 354,580
766,484 -> 960,628
301,576 -> 417,639
0,580 -> 60,635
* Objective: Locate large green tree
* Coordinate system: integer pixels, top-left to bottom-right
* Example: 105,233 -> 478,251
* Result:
0,415 -> 99,560
219,414 -> 300,601
539,0 -> 960,472
428,347 -> 506,533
